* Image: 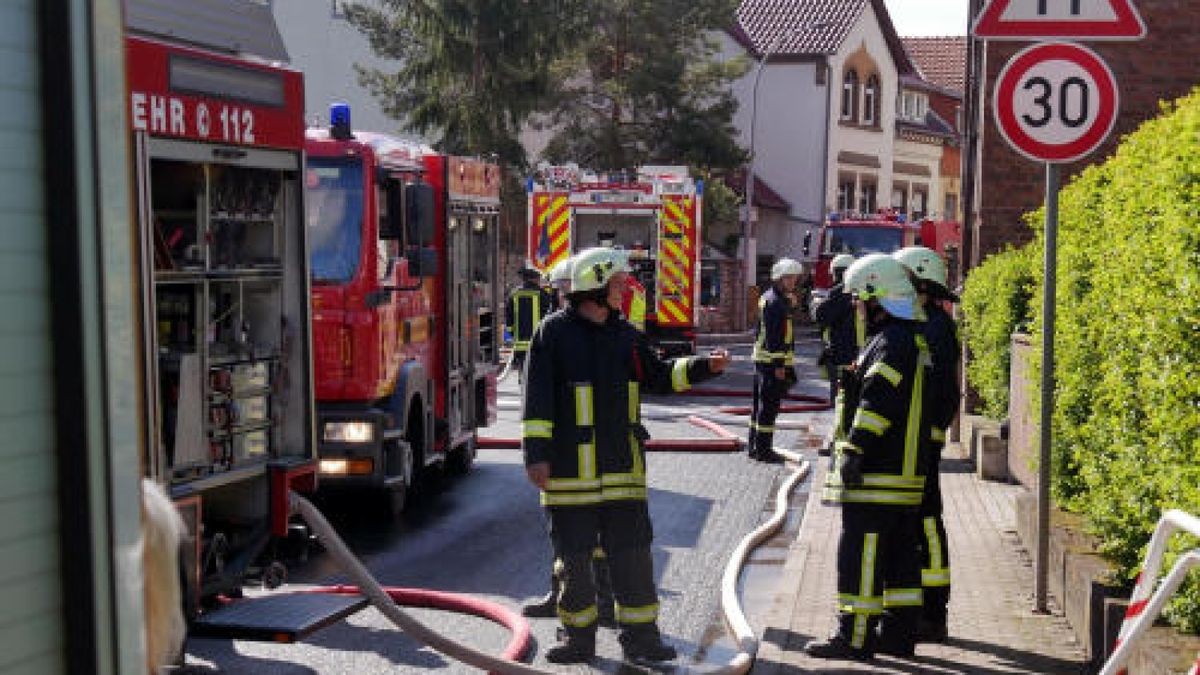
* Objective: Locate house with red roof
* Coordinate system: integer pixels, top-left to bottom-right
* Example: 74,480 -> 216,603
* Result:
720,0 -> 965,282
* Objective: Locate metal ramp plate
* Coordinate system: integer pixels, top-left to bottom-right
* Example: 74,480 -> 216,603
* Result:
191,592 -> 368,642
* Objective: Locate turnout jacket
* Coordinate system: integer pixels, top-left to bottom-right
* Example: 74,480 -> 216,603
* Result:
752,285 -> 794,368
923,304 -> 961,442
522,307 -> 718,507
823,318 -> 933,507
506,282 -> 554,351
813,283 -> 859,367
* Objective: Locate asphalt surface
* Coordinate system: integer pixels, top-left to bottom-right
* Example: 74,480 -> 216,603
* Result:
181,333 -> 833,674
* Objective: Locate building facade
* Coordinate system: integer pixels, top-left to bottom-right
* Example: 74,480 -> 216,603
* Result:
727,0 -> 964,284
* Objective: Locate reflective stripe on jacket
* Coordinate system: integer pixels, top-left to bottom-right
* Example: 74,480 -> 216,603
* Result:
823,319 -> 933,507
506,284 -> 551,351
521,307 -> 718,507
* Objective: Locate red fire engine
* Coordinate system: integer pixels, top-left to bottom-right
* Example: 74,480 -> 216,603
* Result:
126,6 -> 317,615
807,210 -> 962,297
527,165 -> 703,355
305,113 -> 501,514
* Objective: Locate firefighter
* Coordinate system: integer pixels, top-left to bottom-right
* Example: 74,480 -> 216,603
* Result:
806,253 -> 932,660
619,257 -> 648,332
521,252 -> 617,625
546,257 -> 573,308
522,246 -> 730,664
506,263 -> 554,381
894,245 -> 961,644
813,253 -> 860,456
748,257 -> 803,463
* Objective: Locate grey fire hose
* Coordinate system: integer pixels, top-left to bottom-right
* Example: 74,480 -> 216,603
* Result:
290,445 -> 810,673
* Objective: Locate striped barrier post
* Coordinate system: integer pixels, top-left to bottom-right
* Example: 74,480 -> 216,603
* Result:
1100,510 -> 1200,675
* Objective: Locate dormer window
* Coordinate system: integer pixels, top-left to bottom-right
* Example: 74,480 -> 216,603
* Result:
899,90 -> 928,122
863,74 -> 880,126
841,69 -> 859,121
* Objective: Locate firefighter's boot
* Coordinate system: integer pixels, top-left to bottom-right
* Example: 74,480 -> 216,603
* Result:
545,629 -> 595,664
804,635 -> 873,661
521,573 -> 559,618
620,627 -> 677,664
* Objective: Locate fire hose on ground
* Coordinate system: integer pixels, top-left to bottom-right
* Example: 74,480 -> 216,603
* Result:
287,430 -> 812,673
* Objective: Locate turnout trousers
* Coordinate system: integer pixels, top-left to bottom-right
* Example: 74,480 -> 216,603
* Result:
918,446 -> 951,625
547,502 -> 663,646
749,366 -> 784,456
834,504 -> 923,652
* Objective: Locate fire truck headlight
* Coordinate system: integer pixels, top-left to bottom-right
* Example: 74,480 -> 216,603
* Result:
323,421 -> 375,443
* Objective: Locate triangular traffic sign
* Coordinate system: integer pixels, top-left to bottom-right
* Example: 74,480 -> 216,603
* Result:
972,0 -> 1146,40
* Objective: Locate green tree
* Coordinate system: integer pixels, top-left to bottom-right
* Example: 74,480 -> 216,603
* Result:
345,0 -> 583,167
539,0 -> 748,171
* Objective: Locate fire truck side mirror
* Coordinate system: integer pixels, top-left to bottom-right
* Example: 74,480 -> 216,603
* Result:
405,183 -> 435,244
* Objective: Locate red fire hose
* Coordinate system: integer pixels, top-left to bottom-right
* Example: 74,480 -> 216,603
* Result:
684,386 -> 829,404
310,585 -> 531,663
717,402 -> 831,415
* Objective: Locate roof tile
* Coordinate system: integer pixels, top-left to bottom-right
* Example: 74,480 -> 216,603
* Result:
901,36 -> 967,93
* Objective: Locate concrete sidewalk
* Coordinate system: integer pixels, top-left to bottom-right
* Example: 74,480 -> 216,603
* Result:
752,442 -> 1090,674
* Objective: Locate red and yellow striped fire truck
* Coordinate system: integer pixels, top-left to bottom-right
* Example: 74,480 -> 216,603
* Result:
526,165 -> 703,355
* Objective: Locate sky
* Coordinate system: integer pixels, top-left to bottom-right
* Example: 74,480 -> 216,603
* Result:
883,0 -> 970,36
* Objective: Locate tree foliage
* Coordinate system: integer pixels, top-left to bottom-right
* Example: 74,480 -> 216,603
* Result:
539,0 -> 748,171
345,0 -> 585,167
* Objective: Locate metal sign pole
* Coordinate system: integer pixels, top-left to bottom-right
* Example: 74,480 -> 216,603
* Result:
1035,162 -> 1059,613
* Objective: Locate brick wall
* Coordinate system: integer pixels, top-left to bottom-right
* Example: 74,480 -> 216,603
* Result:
974,0 -> 1199,261
697,258 -> 740,333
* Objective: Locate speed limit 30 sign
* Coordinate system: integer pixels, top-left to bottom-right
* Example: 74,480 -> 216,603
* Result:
993,41 -> 1119,163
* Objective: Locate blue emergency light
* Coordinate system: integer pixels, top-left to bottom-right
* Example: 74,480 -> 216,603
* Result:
330,102 -> 353,140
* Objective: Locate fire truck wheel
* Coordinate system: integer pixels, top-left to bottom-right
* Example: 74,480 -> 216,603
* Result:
447,436 -> 476,476
380,438 -> 413,518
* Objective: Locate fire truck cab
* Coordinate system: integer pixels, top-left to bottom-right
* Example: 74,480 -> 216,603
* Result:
306,114 -> 501,514
527,165 -> 703,355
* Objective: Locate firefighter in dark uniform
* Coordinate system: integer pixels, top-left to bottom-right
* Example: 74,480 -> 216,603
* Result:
748,258 -> 803,463
895,246 -> 961,644
506,263 -> 553,380
813,253 -> 862,456
522,246 -> 731,664
522,254 -> 617,625
806,253 -> 932,660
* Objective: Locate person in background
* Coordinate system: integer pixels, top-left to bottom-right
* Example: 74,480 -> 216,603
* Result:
505,263 -> 553,382
521,246 -> 730,664
894,246 -> 961,644
748,257 -> 803,463
813,253 -> 860,456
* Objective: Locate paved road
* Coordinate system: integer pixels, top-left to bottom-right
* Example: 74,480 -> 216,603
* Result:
182,335 -> 833,674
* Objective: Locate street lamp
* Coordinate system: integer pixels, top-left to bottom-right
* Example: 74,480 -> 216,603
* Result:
742,21 -> 829,327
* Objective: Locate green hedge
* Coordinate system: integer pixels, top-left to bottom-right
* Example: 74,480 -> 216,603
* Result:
962,88 -> 1200,631
960,243 -> 1036,419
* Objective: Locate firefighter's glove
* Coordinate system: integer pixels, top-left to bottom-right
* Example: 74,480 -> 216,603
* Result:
837,452 -> 864,487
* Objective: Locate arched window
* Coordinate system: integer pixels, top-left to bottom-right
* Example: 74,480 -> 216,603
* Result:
841,68 -> 859,122
863,74 -> 880,126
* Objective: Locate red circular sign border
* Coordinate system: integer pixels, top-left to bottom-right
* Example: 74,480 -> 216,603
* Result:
993,41 -> 1119,163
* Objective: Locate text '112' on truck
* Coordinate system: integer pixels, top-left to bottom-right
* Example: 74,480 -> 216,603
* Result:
527,164 -> 703,356
306,105 -> 500,515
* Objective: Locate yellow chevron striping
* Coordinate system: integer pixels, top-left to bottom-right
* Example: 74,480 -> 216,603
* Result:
660,299 -> 687,322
